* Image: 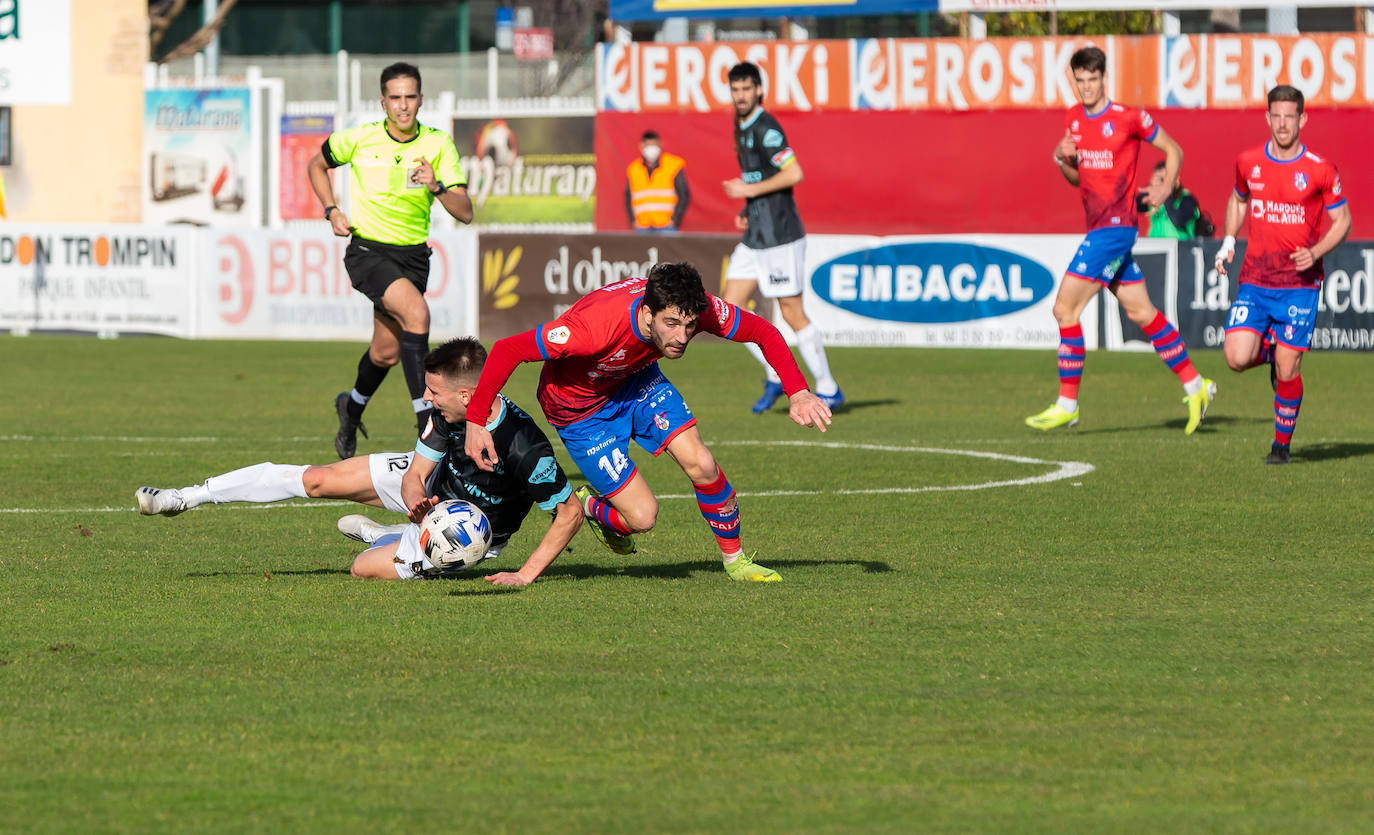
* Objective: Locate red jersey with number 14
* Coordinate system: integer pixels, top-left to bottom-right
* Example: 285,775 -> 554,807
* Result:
1234,143 -> 1345,289
530,277 -> 806,426
1065,101 -> 1160,231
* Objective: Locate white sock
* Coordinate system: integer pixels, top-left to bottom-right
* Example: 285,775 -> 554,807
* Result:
745,342 -> 782,384
194,463 -> 310,506
1056,396 -> 1078,414
1183,376 -> 1204,396
795,325 -> 837,395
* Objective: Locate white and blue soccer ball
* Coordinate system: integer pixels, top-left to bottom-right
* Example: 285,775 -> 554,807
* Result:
420,499 -> 493,572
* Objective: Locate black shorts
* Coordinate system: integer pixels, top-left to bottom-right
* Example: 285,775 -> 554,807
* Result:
343,235 -> 431,315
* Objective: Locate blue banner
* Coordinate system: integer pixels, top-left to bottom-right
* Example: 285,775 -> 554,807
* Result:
609,0 -> 935,22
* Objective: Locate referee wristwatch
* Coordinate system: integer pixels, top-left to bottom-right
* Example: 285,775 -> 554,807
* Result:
324,205 -> 338,220
429,181 -> 448,195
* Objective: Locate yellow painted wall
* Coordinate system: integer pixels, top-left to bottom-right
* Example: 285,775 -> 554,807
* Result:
6,0 -> 146,222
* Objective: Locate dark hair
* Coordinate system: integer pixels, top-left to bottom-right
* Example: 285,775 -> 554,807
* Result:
641,130 -> 660,142
727,61 -> 762,88
380,62 -> 422,94
644,262 -> 709,317
424,337 -> 486,382
1069,47 -> 1107,75
1268,84 -> 1304,114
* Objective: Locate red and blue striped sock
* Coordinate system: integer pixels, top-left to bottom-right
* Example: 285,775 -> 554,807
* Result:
693,468 -> 741,556
587,495 -> 633,536
1274,375 -> 1303,446
1142,312 -> 1200,386
1057,324 -> 1085,401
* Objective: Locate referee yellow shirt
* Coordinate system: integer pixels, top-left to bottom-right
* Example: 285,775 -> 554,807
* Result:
324,120 -> 467,245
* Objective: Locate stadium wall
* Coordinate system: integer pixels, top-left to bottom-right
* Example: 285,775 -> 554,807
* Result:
6,0 -> 145,224
594,108 -> 1374,239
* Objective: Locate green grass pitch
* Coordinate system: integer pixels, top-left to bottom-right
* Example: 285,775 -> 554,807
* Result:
1,335 -> 1371,832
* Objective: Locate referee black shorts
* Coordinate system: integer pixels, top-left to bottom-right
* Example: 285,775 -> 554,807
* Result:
343,235 -> 432,316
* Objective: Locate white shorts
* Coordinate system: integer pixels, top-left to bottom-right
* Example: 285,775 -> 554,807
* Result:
725,238 -> 807,298
367,452 -> 415,513
387,524 -> 505,580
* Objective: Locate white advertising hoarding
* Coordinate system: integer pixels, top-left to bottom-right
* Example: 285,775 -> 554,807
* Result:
798,234 -> 1094,349
0,0 -> 73,106
0,224 -> 196,336
196,227 -> 479,340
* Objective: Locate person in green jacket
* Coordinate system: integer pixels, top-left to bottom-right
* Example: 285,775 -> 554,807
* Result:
1139,161 -> 1214,239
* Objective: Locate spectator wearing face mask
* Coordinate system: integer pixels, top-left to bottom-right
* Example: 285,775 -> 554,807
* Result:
625,130 -> 690,232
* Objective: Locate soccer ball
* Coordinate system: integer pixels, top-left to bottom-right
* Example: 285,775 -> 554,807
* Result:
419,499 -> 493,572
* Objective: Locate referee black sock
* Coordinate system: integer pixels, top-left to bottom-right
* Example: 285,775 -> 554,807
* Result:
399,330 -> 430,428
348,351 -> 391,420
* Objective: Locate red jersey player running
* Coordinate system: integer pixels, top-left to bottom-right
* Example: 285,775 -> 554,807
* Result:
1215,85 -> 1350,465
464,261 -> 833,582
1026,46 -> 1216,434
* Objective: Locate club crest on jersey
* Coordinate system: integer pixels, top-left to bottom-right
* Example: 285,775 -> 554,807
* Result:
712,296 -> 730,321
654,412 -> 670,431
1101,122 -> 1114,138
546,325 -> 570,344
1294,172 -> 1308,190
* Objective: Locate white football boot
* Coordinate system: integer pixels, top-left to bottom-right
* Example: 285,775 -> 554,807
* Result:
336,514 -> 409,544
135,486 -> 188,517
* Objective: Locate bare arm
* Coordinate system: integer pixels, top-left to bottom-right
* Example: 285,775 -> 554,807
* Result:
1053,131 -> 1079,187
1295,203 -> 1352,270
1144,127 -> 1183,208
433,185 -> 474,224
308,152 -> 352,236
401,454 -> 439,522
1215,191 -> 1249,276
412,155 -> 474,224
485,495 -> 582,587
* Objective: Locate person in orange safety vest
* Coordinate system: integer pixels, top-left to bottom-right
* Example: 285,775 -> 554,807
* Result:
624,130 -> 690,232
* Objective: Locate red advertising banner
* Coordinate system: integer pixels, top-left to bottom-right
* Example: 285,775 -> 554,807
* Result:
280,114 -> 333,221
596,34 -> 1374,113
597,108 -> 1374,239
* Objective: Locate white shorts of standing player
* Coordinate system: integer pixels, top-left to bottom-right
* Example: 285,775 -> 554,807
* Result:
725,238 -> 807,298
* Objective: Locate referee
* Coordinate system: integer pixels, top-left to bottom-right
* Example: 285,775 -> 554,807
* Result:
308,61 -> 473,459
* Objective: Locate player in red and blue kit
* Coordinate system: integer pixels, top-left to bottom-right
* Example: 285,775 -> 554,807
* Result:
1215,85 -> 1351,465
1026,46 -> 1217,435
463,261 -> 834,582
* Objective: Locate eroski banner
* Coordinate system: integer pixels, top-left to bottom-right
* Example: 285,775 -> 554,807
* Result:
597,34 -> 1374,113
0,225 -> 196,337
197,228 -> 479,340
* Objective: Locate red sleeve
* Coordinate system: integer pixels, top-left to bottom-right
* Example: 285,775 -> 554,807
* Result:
1233,156 -> 1249,199
466,330 -> 541,425
1324,162 -> 1345,209
729,308 -> 810,397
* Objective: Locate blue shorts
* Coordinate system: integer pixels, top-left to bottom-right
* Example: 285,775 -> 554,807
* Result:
1225,284 -> 1319,351
555,363 -> 697,497
1065,226 -> 1144,285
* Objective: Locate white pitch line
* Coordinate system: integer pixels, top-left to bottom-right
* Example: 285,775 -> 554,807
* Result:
1,441 -> 1091,515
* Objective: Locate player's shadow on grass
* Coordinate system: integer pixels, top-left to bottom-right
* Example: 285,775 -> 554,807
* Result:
1294,441 -> 1374,462
1073,414 -> 1266,436
476,557 -> 894,584
186,567 -> 351,578
762,397 -> 897,416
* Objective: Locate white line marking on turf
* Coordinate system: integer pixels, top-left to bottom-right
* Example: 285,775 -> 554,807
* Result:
3,441 -> 1091,515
